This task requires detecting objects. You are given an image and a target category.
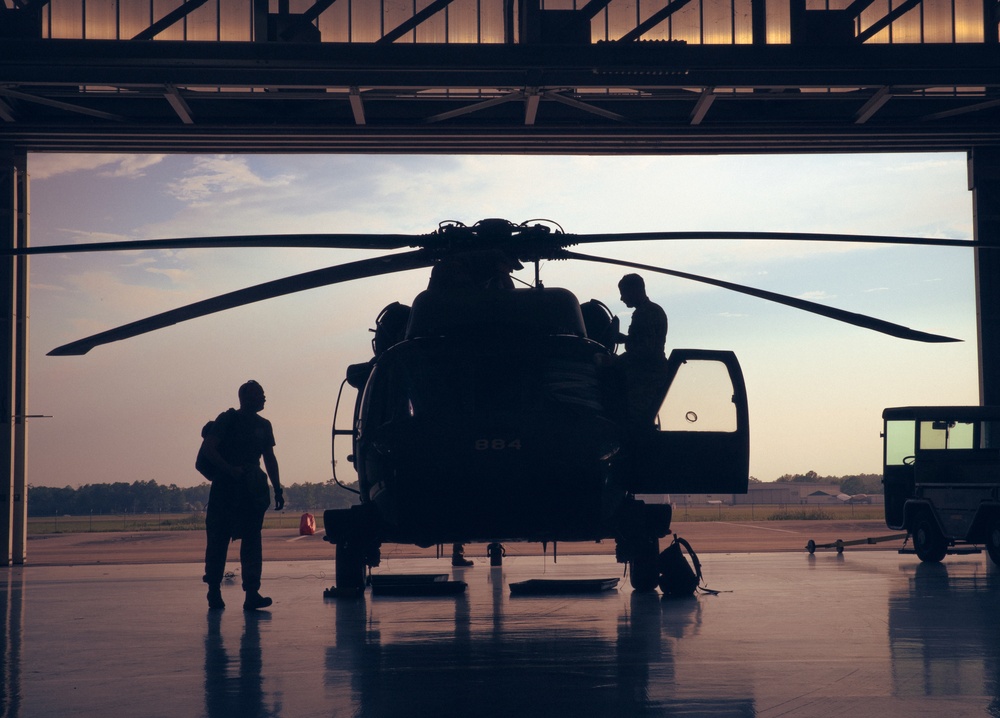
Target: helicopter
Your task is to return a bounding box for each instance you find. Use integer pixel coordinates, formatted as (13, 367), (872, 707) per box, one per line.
(22, 217), (967, 592)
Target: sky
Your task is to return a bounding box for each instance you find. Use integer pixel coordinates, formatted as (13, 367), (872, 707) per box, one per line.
(23, 152), (980, 490)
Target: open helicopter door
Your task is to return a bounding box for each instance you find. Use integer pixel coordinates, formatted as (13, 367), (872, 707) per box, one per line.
(622, 349), (750, 495)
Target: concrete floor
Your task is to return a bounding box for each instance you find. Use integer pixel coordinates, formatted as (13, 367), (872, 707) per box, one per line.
(2, 549), (999, 717)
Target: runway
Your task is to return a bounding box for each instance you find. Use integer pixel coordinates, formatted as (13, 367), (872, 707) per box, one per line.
(3, 547), (999, 717)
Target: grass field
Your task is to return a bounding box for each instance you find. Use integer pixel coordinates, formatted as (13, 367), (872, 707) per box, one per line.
(29, 512), (309, 534)
(28, 503), (885, 535)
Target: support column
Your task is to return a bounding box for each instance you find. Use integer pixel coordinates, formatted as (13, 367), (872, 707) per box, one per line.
(970, 147), (1000, 406)
(752, 0), (768, 44)
(0, 151), (16, 566)
(0, 147), (27, 567)
(12, 160), (27, 565)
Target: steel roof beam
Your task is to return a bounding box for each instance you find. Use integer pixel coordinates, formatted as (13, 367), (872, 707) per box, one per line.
(424, 91), (524, 123)
(524, 89), (540, 125)
(843, 0), (880, 19)
(579, 0), (616, 19)
(690, 87), (715, 125)
(132, 0), (212, 41)
(543, 91), (628, 122)
(618, 0), (696, 42)
(857, 0), (922, 42)
(378, 0), (460, 44)
(854, 85), (892, 124)
(6, 41), (999, 89)
(0, 99), (15, 123)
(299, 0), (340, 25)
(164, 84), (194, 124)
(0, 87), (125, 121)
(920, 97), (1000, 121)
(349, 87), (366, 125)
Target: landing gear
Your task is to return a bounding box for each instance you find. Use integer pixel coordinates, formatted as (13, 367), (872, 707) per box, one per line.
(615, 499), (670, 592)
(628, 537), (661, 592)
(323, 506), (381, 597)
(335, 540), (367, 592)
(487, 542), (506, 567)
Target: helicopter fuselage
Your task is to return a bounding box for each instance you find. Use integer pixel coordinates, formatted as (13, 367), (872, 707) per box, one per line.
(328, 286), (749, 552)
(355, 332), (623, 546)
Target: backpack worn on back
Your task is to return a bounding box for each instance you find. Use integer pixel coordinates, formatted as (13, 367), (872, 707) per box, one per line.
(195, 408), (237, 481)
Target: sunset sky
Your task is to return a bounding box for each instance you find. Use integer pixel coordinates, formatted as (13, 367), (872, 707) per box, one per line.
(24, 152), (979, 490)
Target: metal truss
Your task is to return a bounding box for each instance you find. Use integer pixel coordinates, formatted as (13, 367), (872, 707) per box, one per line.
(1, 35), (999, 154)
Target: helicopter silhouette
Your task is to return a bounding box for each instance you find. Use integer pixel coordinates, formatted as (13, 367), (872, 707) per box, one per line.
(21, 218), (966, 592)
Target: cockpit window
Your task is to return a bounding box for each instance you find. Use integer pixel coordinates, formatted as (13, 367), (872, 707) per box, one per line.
(657, 359), (737, 432)
(367, 342), (606, 424)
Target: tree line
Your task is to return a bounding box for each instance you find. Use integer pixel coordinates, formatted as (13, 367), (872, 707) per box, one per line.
(27, 479), (360, 517)
(29, 472), (883, 517)
(769, 470), (883, 496)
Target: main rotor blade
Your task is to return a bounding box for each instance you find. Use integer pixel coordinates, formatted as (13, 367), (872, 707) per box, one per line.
(49, 250), (435, 356)
(10, 233), (420, 256)
(562, 250), (961, 344)
(563, 230), (978, 249)
(12, 228), (979, 257)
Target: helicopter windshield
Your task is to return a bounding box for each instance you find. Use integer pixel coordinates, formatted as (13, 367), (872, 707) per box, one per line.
(362, 339), (607, 427)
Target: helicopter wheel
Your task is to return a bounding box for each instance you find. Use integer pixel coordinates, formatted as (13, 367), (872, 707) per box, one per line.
(335, 540), (367, 592)
(628, 537), (661, 592)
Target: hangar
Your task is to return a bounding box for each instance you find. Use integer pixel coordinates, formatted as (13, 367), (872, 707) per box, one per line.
(1, 0), (998, 563)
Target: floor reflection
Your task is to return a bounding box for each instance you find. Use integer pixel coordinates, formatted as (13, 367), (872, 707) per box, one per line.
(204, 610), (281, 718)
(9, 553), (1000, 717)
(1, 569), (23, 718)
(326, 572), (754, 717)
(889, 560), (1000, 709)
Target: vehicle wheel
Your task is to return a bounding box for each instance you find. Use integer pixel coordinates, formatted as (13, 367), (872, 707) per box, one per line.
(335, 540), (366, 590)
(912, 516), (947, 563)
(628, 537), (660, 592)
(986, 518), (1000, 567)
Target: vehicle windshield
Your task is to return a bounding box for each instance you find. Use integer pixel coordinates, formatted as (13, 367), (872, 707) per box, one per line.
(919, 420), (975, 450)
(885, 416), (1000, 466)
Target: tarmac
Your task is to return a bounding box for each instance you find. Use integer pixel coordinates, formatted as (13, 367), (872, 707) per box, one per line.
(4, 522), (1000, 717)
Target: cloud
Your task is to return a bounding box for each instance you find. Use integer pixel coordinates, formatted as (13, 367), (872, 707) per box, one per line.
(166, 156), (293, 204)
(797, 290), (834, 301)
(145, 267), (193, 283)
(29, 154), (165, 180)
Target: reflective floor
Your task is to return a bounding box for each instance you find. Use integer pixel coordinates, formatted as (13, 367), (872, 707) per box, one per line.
(3, 550), (1000, 717)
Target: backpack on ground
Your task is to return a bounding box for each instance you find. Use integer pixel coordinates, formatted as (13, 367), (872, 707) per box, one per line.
(657, 534), (702, 597)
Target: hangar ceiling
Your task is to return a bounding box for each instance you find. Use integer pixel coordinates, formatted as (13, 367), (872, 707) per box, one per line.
(1, 0), (999, 154)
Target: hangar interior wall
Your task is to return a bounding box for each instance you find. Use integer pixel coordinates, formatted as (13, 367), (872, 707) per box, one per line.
(36, 0), (989, 45)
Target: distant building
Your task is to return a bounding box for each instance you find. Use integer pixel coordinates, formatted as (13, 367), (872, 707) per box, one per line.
(655, 481), (883, 506)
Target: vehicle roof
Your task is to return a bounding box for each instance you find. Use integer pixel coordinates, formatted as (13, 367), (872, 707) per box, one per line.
(882, 406), (1000, 421)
